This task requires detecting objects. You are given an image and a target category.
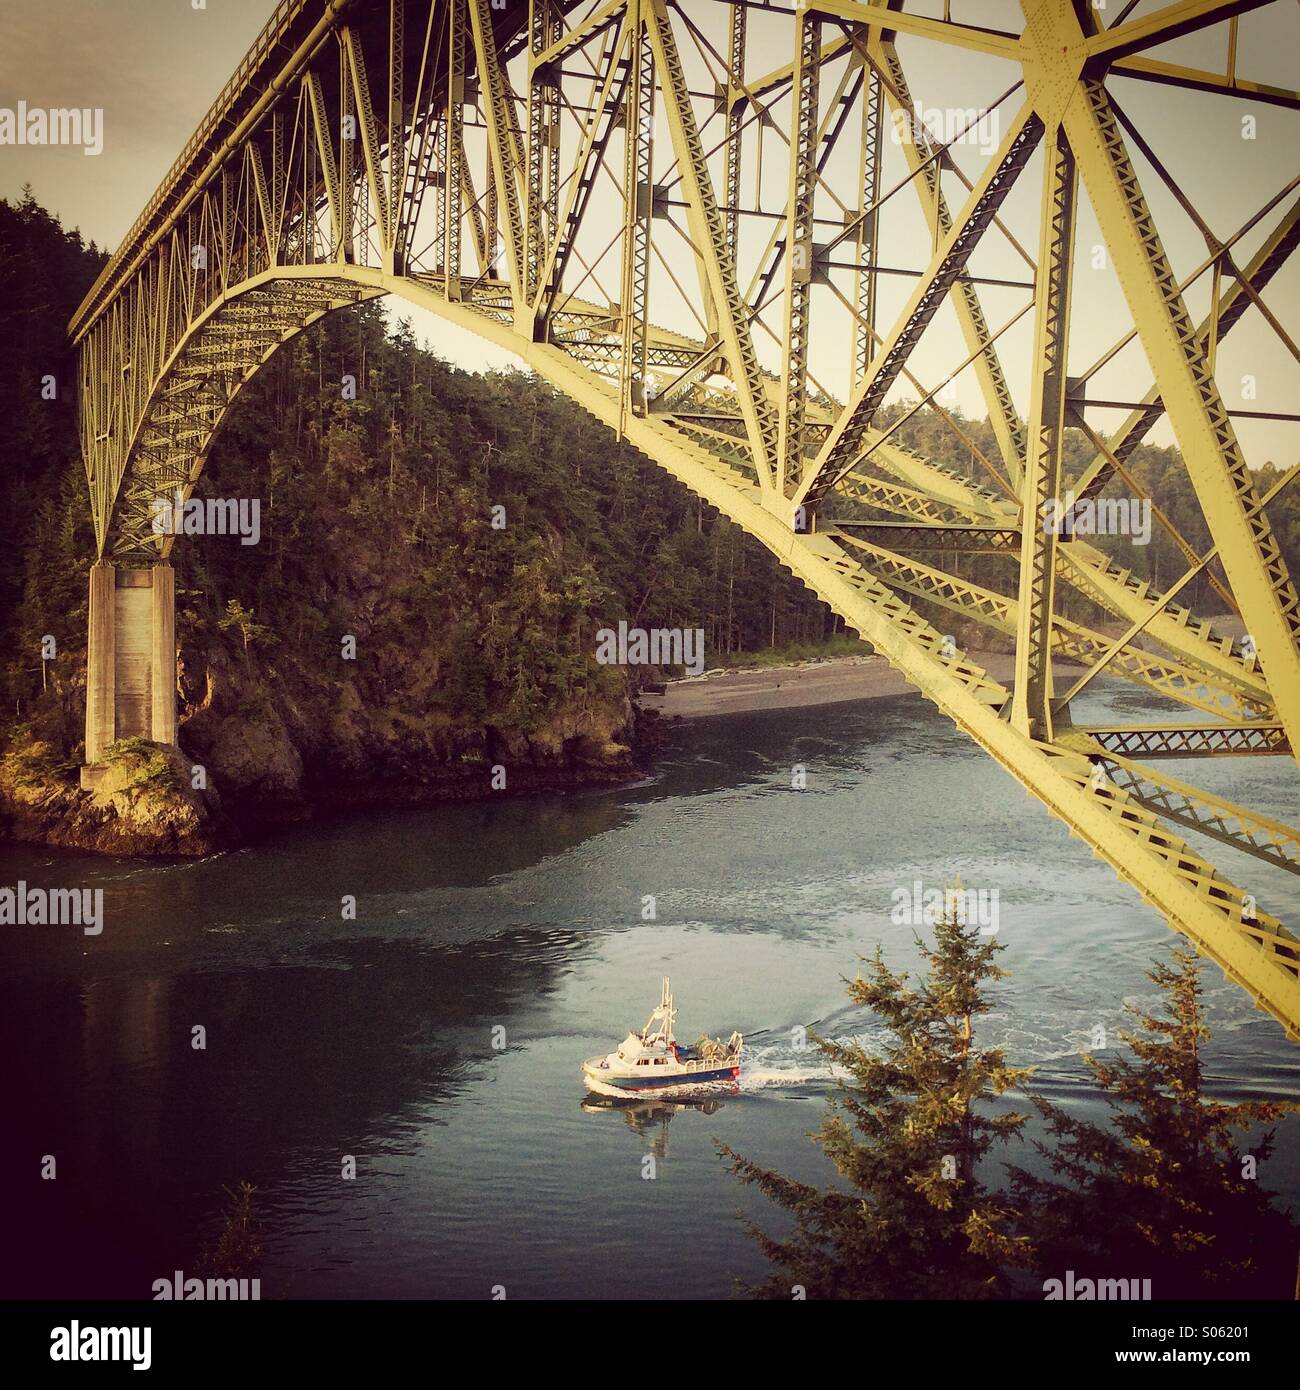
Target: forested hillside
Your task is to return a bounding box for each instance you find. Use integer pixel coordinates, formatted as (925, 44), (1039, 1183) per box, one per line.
(0, 189), (106, 710)
(0, 190), (845, 852)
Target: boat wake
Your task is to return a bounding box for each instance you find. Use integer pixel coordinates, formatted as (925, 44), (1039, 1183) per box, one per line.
(738, 1067), (829, 1092)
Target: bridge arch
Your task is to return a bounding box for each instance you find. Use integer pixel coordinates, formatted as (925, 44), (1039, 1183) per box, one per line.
(70, 0), (1300, 1035)
(110, 269), (385, 559)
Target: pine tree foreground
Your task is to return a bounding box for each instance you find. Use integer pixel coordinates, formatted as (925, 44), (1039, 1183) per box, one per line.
(721, 908), (1034, 1298)
(723, 925), (1299, 1300)
(1013, 947), (1300, 1301)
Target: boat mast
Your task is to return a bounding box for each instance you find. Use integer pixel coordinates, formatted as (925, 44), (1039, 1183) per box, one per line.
(642, 977), (677, 1045)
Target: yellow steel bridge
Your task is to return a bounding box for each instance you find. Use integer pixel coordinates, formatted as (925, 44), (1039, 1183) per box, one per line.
(69, 1), (1300, 1035)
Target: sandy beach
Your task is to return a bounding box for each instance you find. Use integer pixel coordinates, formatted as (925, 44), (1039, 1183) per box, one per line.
(637, 651), (1076, 719)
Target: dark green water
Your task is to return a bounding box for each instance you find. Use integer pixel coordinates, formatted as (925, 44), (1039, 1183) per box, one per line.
(3, 685), (1298, 1299)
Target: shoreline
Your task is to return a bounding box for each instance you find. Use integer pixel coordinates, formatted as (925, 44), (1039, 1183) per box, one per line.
(636, 651), (1078, 720)
(2, 653), (1078, 858)
(0, 742), (642, 862)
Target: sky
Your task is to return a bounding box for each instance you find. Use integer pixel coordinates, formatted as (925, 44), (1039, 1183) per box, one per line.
(2, 0), (1296, 466)
(0, 0), (519, 372)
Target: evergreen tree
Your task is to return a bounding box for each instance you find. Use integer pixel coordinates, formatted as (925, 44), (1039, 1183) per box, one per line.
(196, 1182), (263, 1282)
(721, 907), (1033, 1298)
(1012, 946), (1299, 1300)
(216, 598), (277, 656)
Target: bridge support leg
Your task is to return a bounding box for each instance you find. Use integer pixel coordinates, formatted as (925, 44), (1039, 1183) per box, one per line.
(150, 565), (177, 746)
(80, 562), (178, 788)
(83, 562), (116, 768)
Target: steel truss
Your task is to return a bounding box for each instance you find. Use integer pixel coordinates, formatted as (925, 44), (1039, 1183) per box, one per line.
(71, 0), (1300, 1037)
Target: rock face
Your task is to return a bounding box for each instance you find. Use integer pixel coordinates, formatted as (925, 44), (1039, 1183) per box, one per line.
(0, 740), (237, 858)
(169, 635), (638, 834)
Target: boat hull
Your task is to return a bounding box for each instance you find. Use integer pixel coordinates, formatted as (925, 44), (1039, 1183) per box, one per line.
(582, 1059), (740, 1093)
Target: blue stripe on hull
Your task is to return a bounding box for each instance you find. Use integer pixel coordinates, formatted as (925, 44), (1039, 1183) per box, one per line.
(588, 1067), (738, 1090)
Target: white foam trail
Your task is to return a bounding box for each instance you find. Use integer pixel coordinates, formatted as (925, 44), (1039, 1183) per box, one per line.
(739, 1068), (821, 1090)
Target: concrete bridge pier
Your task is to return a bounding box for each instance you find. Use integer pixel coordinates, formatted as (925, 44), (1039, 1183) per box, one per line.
(81, 562), (177, 787)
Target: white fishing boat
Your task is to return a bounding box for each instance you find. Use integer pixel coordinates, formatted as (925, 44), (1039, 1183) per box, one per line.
(582, 978), (743, 1096)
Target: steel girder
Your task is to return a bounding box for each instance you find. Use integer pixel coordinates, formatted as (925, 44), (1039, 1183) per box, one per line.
(71, 0), (1300, 1036)
(1011, 121), (1077, 742)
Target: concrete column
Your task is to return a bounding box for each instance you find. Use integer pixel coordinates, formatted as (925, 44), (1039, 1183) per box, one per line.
(82, 561), (178, 783)
(113, 571), (153, 740)
(84, 563), (116, 765)
(150, 564), (177, 746)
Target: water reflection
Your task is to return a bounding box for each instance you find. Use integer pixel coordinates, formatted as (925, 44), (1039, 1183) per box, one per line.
(0, 920), (588, 1297)
(581, 1090), (736, 1159)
